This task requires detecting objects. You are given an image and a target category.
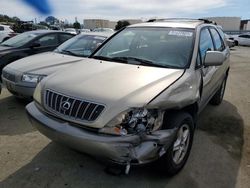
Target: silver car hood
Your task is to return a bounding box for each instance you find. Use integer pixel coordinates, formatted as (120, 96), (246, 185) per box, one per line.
(43, 59), (184, 128)
(6, 52), (84, 75)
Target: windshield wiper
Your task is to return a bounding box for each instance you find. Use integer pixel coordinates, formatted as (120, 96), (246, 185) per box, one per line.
(92, 55), (115, 61)
(60, 50), (80, 57)
(111, 56), (167, 68)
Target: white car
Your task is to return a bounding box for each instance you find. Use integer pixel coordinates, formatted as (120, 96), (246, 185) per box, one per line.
(231, 34), (250, 46)
(224, 34), (235, 48)
(0, 24), (15, 43)
(65, 28), (77, 35)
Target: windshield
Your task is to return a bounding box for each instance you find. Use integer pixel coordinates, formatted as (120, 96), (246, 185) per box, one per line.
(1, 32), (39, 47)
(93, 27), (194, 68)
(55, 34), (107, 57)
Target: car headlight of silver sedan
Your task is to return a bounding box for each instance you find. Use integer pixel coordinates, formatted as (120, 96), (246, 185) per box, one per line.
(99, 108), (163, 136)
(22, 74), (46, 83)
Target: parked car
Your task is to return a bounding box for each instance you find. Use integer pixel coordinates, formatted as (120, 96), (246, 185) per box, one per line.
(80, 29), (91, 33)
(225, 34), (235, 48)
(232, 34), (250, 46)
(0, 24), (16, 43)
(93, 28), (114, 32)
(2, 32), (112, 98)
(0, 30), (74, 76)
(26, 19), (230, 175)
(65, 28), (77, 35)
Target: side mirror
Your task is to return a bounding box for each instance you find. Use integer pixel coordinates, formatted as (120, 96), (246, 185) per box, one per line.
(204, 51), (225, 66)
(30, 42), (41, 48)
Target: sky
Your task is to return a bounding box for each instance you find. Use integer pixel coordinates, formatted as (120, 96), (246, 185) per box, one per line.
(0, 0), (249, 23)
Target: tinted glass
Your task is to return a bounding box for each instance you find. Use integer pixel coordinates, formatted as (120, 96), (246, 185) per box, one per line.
(60, 34), (73, 43)
(37, 34), (58, 46)
(239, 35), (250, 38)
(210, 28), (225, 51)
(93, 27), (195, 68)
(1, 32), (39, 47)
(199, 28), (214, 62)
(56, 34), (106, 57)
(0, 26), (4, 31)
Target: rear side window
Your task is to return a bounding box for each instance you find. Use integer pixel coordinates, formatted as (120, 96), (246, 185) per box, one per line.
(37, 34), (58, 46)
(210, 28), (225, 51)
(60, 34), (73, 43)
(199, 28), (214, 62)
(0, 26), (4, 31)
(239, 35), (250, 38)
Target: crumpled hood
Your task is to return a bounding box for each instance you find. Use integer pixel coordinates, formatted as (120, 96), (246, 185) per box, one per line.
(43, 58), (184, 128)
(6, 52), (84, 75)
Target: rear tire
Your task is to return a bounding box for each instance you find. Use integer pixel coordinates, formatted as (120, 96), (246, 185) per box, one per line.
(157, 112), (194, 176)
(209, 77), (227, 105)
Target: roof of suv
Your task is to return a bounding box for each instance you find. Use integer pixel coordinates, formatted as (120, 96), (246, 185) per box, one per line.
(128, 19), (215, 29)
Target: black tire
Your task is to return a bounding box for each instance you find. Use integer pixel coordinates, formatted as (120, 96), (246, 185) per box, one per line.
(156, 112), (194, 176)
(234, 40), (238, 46)
(209, 77), (227, 105)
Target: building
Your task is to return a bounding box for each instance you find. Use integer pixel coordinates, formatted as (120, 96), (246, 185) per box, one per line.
(83, 19), (109, 30)
(108, 21), (117, 29)
(204, 17), (241, 31)
(240, 20), (250, 30)
(83, 19), (143, 30)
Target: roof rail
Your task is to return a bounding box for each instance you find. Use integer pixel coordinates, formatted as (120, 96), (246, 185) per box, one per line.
(147, 18), (217, 25)
(198, 19), (217, 25)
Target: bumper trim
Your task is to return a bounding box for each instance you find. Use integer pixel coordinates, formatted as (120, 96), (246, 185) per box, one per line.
(26, 102), (176, 164)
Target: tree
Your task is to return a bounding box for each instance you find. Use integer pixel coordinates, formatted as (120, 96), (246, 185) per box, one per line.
(73, 21), (81, 29)
(45, 16), (58, 25)
(115, 20), (130, 30)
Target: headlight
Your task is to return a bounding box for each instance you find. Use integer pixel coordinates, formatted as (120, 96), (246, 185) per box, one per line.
(33, 82), (42, 104)
(99, 108), (159, 136)
(22, 74), (46, 83)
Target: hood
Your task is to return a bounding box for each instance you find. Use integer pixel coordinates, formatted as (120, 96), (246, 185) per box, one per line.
(43, 58), (184, 128)
(6, 52), (84, 75)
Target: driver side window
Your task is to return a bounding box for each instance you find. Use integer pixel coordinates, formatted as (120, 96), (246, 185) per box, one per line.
(199, 28), (214, 64)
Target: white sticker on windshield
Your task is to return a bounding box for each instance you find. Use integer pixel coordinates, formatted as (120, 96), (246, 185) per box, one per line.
(168, 31), (193, 37)
(94, 36), (106, 40)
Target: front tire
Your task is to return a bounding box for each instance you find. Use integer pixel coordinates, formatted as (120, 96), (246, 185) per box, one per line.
(157, 112), (194, 176)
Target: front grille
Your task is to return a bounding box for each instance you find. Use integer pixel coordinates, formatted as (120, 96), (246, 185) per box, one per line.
(2, 71), (15, 82)
(44, 90), (105, 122)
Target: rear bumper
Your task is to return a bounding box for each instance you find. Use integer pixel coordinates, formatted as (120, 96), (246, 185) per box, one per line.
(26, 102), (177, 164)
(2, 77), (35, 98)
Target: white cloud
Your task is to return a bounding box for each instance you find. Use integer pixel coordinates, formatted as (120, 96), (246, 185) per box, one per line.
(0, 0), (229, 21)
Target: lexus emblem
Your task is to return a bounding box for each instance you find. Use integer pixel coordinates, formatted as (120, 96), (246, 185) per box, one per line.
(60, 101), (71, 111)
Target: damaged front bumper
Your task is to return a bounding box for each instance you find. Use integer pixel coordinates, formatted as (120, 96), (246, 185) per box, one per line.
(26, 102), (177, 165)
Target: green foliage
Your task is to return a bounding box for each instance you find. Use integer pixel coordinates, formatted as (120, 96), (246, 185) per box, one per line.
(73, 21), (81, 29)
(0, 14), (20, 23)
(115, 20), (130, 30)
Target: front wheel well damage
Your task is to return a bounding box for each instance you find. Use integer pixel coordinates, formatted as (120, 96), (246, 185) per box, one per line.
(163, 103), (198, 129)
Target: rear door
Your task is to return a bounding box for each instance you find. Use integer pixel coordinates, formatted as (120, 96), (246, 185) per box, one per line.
(208, 27), (229, 92)
(238, 35), (250, 46)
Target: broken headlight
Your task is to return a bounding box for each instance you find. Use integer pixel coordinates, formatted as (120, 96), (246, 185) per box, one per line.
(99, 108), (160, 136)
